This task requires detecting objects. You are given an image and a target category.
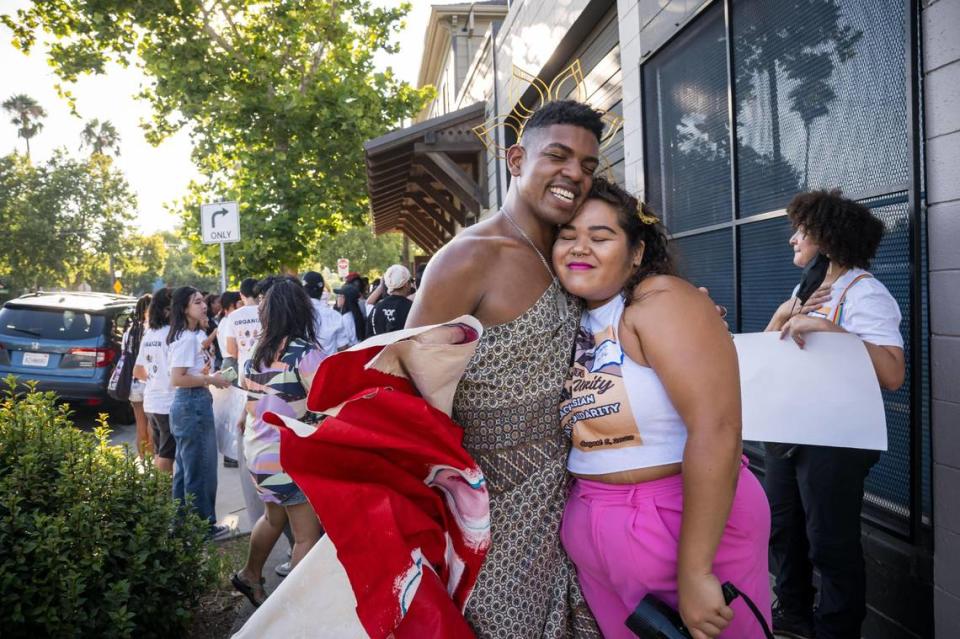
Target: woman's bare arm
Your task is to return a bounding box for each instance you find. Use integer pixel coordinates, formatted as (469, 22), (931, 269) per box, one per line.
(625, 276), (741, 638)
(170, 366), (230, 389)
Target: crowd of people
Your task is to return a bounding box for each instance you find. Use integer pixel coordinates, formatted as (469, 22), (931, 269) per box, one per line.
(116, 264), (423, 598)
(114, 98), (903, 639)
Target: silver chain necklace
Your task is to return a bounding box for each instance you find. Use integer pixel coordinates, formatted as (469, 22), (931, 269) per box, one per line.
(501, 208), (568, 321)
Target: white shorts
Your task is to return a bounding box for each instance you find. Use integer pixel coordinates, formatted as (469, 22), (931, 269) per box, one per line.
(129, 380), (145, 403)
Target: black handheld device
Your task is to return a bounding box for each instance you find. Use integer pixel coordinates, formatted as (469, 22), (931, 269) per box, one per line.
(625, 582), (775, 639)
(795, 252), (830, 305)
(625, 593), (694, 639)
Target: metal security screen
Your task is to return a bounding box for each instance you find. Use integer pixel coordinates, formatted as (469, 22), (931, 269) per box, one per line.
(641, 0), (928, 537)
(672, 230), (737, 330)
(733, 0), (910, 216)
(642, 3), (731, 233)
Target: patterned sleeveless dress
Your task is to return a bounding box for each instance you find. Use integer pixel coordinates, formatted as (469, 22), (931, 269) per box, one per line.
(452, 280), (600, 638)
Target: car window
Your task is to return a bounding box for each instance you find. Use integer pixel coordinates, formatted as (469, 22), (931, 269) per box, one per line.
(112, 308), (133, 344)
(0, 306), (106, 340)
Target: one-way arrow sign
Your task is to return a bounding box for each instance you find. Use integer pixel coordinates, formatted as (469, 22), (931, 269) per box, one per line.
(201, 201), (241, 244)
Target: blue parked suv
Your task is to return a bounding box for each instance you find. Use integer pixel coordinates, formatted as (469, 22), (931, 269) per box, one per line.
(0, 292), (137, 413)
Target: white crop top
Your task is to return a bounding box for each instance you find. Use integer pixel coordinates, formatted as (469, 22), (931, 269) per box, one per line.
(561, 295), (687, 475)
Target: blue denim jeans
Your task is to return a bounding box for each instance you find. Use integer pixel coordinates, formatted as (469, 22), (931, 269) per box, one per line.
(170, 387), (218, 527)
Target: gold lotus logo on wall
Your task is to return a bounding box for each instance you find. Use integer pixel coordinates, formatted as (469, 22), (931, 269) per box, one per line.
(471, 60), (624, 176)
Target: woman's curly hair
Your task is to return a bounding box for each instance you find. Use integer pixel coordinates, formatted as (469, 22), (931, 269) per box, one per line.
(787, 189), (884, 270)
(587, 176), (675, 303)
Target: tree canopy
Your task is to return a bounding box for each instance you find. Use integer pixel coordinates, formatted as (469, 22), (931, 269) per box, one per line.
(0, 151), (135, 291)
(307, 221), (412, 280)
(3, 1), (433, 275)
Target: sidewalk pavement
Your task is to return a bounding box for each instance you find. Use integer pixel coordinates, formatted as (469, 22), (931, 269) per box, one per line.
(107, 420), (258, 535)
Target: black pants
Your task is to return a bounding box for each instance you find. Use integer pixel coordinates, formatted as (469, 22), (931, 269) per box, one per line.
(764, 445), (879, 639)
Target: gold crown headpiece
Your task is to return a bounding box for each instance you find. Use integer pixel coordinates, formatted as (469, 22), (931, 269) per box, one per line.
(471, 60), (624, 177)
(636, 200), (660, 226)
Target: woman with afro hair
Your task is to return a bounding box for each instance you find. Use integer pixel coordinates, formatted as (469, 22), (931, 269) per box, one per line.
(764, 189), (905, 639)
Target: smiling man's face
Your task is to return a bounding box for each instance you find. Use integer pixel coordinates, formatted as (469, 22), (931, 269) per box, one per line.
(509, 124), (600, 226)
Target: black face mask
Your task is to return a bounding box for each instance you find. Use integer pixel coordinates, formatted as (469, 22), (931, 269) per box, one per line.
(796, 252), (830, 304)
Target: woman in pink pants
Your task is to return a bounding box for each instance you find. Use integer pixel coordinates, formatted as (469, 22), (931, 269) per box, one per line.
(554, 177), (771, 639)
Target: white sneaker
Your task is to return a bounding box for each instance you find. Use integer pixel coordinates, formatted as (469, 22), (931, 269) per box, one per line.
(275, 561), (292, 578)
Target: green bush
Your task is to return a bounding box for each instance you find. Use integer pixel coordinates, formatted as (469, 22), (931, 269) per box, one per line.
(0, 381), (217, 638)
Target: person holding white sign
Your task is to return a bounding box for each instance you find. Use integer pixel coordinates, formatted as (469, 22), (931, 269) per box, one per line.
(763, 190), (905, 639)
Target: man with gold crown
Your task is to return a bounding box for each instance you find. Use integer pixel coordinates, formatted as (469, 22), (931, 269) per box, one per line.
(408, 98), (605, 638)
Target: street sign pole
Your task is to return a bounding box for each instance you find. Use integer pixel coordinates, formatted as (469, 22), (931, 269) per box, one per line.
(219, 242), (228, 293)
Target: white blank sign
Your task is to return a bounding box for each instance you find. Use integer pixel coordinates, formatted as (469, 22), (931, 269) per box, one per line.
(734, 331), (887, 451)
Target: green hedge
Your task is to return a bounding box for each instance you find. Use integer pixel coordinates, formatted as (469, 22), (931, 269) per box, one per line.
(0, 381), (217, 638)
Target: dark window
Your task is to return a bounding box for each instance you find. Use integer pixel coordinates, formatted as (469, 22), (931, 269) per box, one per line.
(0, 307), (105, 341)
(672, 230), (737, 330)
(642, 2), (731, 232)
(863, 197), (912, 520)
(738, 217), (796, 333)
(733, 0), (908, 216)
(112, 308), (133, 345)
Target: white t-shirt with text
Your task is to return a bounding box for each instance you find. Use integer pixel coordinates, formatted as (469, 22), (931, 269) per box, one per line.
(135, 325), (176, 414)
(797, 267), (904, 348)
(220, 304), (262, 374)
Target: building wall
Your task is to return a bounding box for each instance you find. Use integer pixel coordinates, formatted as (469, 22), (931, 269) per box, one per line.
(421, 12), (506, 121)
(622, 1), (938, 636)
(428, 2), (951, 633)
(924, 0), (960, 635)
(616, 0), (641, 193)
(453, 26), (501, 212)
(493, 0), (593, 94)
(453, 29), (488, 92)
(491, 0), (595, 198)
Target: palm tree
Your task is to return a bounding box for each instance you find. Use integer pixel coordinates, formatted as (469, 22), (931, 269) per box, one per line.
(80, 118), (121, 157)
(2, 93), (47, 158)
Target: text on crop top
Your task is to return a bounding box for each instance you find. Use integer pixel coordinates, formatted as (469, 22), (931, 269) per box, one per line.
(560, 295), (688, 475)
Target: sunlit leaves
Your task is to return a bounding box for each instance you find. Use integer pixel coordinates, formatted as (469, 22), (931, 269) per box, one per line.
(4, 0), (432, 275)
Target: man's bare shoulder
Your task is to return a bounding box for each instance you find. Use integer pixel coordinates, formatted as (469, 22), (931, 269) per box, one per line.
(409, 221), (511, 326)
(428, 221), (509, 280)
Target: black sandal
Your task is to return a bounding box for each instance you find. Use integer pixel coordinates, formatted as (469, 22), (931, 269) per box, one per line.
(231, 572), (266, 607)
